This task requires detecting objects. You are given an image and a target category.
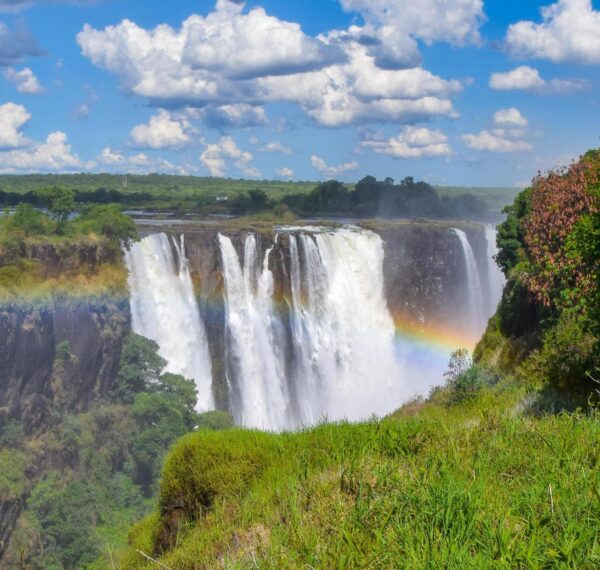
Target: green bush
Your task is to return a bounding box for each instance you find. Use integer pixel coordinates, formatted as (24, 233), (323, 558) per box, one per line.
(196, 410), (234, 431)
(521, 310), (599, 394)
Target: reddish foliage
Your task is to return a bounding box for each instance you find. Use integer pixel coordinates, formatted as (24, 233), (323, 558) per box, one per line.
(522, 150), (599, 309)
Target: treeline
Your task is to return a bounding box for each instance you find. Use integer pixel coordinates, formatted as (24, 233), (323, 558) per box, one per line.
(280, 176), (488, 219)
(0, 176), (490, 220)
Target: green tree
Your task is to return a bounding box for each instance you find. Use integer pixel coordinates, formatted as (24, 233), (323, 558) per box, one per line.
(115, 334), (166, 403)
(35, 186), (76, 233)
(73, 203), (138, 243)
(7, 203), (48, 236)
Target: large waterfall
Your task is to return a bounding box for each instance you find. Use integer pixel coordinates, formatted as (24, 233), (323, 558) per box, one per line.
(124, 224), (505, 431)
(124, 233), (214, 412)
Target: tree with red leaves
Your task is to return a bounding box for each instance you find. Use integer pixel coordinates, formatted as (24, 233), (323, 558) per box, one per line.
(522, 150), (599, 311)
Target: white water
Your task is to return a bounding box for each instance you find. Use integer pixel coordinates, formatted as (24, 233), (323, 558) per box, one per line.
(218, 234), (290, 430)
(221, 228), (406, 429)
(123, 225), (505, 431)
(485, 224), (506, 315)
(124, 233), (214, 412)
(451, 228), (486, 341)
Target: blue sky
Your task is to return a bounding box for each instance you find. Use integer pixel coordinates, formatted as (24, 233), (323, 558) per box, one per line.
(0, 0), (598, 186)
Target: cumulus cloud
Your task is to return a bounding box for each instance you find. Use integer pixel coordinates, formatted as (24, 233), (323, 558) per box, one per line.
(489, 65), (587, 94)
(258, 141), (292, 154)
(360, 126), (452, 158)
(462, 109), (532, 153)
(340, 0), (485, 48)
(506, 0), (600, 64)
(0, 102), (30, 148)
(311, 155), (358, 178)
(200, 136), (259, 178)
(0, 131), (85, 172)
(181, 2), (342, 79)
(76, 2), (462, 127)
(0, 21), (43, 66)
(130, 110), (192, 149)
(276, 166), (294, 179)
(494, 108), (528, 127)
(3, 66), (43, 93)
(97, 146), (194, 174)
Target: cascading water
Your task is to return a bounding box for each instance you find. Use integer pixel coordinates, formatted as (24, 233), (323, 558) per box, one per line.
(218, 234), (290, 431)
(485, 224), (506, 315)
(451, 228), (486, 341)
(124, 233), (214, 412)
(220, 228), (406, 429)
(124, 224), (505, 431)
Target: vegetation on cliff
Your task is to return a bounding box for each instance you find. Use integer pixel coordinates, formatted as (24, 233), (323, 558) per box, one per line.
(0, 333), (232, 568)
(476, 148), (600, 399)
(0, 187), (137, 301)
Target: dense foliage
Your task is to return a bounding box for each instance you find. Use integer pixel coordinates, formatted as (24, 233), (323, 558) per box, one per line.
(484, 148), (600, 396)
(0, 333), (232, 568)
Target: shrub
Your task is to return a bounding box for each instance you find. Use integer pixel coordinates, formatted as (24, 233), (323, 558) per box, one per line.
(196, 410), (234, 431)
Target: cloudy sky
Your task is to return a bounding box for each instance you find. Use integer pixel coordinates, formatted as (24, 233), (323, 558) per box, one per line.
(0, 0), (598, 185)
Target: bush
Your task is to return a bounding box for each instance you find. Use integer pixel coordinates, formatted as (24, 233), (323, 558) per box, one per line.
(521, 310), (599, 394)
(73, 203), (138, 243)
(196, 410), (234, 431)
(447, 365), (499, 405)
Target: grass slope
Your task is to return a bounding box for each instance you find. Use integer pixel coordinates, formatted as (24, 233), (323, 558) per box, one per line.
(120, 383), (600, 569)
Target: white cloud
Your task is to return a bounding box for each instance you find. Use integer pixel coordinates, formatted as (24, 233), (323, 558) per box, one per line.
(462, 109), (533, 153)
(99, 146), (125, 165)
(3, 66), (43, 93)
(0, 131), (85, 172)
(276, 166), (294, 179)
(462, 131), (532, 152)
(506, 0), (600, 64)
(494, 108), (528, 128)
(181, 2), (341, 79)
(340, 0), (485, 47)
(0, 102), (31, 148)
(258, 141), (292, 154)
(130, 110), (192, 149)
(489, 65), (587, 94)
(77, 3), (462, 127)
(311, 155), (358, 178)
(360, 126), (452, 158)
(200, 135), (259, 178)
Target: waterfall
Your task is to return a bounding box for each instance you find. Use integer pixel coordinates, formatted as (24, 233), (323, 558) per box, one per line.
(218, 234), (290, 431)
(219, 228), (405, 429)
(485, 224), (506, 315)
(123, 233), (214, 412)
(451, 228), (486, 341)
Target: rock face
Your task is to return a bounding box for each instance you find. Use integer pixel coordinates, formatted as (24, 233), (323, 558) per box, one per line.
(0, 299), (130, 431)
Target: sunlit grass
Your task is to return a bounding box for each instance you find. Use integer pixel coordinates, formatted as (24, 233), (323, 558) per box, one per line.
(118, 383), (600, 569)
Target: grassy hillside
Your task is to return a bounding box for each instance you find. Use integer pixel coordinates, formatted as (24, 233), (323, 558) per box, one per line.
(118, 381), (600, 569)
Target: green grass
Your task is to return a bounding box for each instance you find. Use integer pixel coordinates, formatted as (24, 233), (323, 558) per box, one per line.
(119, 383), (600, 569)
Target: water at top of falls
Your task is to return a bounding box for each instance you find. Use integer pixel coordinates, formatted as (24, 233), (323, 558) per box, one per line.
(485, 224), (506, 315)
(123, 233), (214, 412)
(451, 228), (486, 342)
(218, 233), (290, 431)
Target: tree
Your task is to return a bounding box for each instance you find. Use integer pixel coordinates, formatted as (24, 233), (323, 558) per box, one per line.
(115, 334), (166, 402)
(35, 186), (75, 233)
(7, 203), (48, 236)
(522, 150), (599, 310)
(73, 203), (138, 242)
